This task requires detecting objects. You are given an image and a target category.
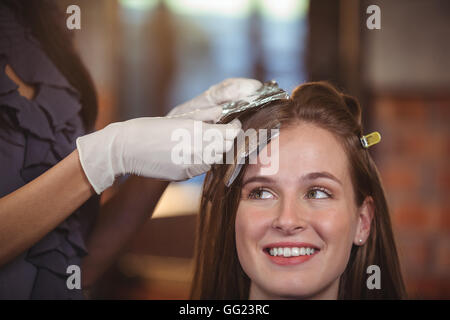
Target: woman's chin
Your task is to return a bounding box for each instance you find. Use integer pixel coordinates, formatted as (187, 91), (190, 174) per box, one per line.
(251, 280), (321, 300)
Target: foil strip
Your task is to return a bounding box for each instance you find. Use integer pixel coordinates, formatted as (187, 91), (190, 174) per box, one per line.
(219, 80), (289, 122)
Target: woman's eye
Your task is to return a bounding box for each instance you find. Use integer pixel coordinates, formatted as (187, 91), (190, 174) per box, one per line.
(306, 188), (331, 199)
(248, 188), (274, 200)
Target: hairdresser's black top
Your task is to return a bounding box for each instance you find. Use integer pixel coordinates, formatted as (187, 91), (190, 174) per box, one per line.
(0, 5), (99, 299)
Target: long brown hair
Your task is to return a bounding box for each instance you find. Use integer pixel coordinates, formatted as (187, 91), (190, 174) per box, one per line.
(2, 0), (98, 131)
(191, 81), (406, 299)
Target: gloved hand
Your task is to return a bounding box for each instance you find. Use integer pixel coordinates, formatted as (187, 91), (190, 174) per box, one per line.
(76, 78), (261, 194)
(77, 114), (241, 194)
(167, 78), (263, 121)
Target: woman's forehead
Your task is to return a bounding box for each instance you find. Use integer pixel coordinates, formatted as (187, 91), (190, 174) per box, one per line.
(244, 123), (350, 185)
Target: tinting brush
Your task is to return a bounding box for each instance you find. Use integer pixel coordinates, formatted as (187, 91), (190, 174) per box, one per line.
(224, 122), (281, 187)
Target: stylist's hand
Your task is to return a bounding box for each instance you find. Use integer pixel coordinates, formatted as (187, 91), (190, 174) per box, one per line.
(77, 115), (241, 194)
(167, 78), (263, 122)
(76, 78), (262, 194)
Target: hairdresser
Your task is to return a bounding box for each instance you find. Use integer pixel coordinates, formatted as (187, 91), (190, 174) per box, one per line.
(0, 1), (262, 299)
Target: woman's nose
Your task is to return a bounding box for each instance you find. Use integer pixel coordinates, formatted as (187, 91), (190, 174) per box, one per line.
(271, 196), (307, 234)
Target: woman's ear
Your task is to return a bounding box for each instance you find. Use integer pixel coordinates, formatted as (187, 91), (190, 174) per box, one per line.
(353, 196), (374, 246)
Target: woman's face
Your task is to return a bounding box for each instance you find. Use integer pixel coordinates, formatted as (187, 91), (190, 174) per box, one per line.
(235, 122), (372, 299)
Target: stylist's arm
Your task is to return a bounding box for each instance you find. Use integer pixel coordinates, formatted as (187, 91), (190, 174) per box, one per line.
(0, 78), (262, 286)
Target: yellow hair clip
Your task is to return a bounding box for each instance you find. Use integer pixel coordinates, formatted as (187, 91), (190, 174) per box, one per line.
(360, 131), (381, 149)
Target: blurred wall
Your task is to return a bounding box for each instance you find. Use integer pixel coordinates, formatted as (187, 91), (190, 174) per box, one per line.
(361, 0), (450, 299)
(309, 0), (450, 299)
(364, 0), (450, 91)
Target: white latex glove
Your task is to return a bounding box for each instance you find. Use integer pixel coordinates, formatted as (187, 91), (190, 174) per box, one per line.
(167, 78), (263, 122)
(77, 78), (261, 194)
(76, 111), (241, 194)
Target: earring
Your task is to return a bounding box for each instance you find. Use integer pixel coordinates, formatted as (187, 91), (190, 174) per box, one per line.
(359, 239), (363, 244)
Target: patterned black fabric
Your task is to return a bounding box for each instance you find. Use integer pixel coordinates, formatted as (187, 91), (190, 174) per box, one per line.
(0, 4), (99, 299)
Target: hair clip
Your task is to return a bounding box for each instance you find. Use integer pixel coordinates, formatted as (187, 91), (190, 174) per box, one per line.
(360, 131), (381, 149)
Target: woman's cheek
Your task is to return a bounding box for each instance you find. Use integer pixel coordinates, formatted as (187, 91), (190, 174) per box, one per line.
(313, 205), (356, 277)
(235, 202), (274, 249)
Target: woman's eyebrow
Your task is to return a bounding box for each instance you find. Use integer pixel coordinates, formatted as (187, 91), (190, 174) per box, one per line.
(300, 171), (343, 186)
(242, 171), (343, 187)
(242, 176), (276, 186)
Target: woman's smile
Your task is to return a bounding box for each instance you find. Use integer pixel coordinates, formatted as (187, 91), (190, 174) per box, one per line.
(263, 242), (321, 266)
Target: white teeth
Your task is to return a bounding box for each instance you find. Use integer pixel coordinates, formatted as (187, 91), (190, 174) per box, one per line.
(268, 247), (317, 257)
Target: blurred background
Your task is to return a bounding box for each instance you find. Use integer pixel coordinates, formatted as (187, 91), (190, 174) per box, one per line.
(61, 0), (449, 299)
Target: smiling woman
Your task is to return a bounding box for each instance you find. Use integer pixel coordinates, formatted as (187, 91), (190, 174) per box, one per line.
(191, 81), (406, 299)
